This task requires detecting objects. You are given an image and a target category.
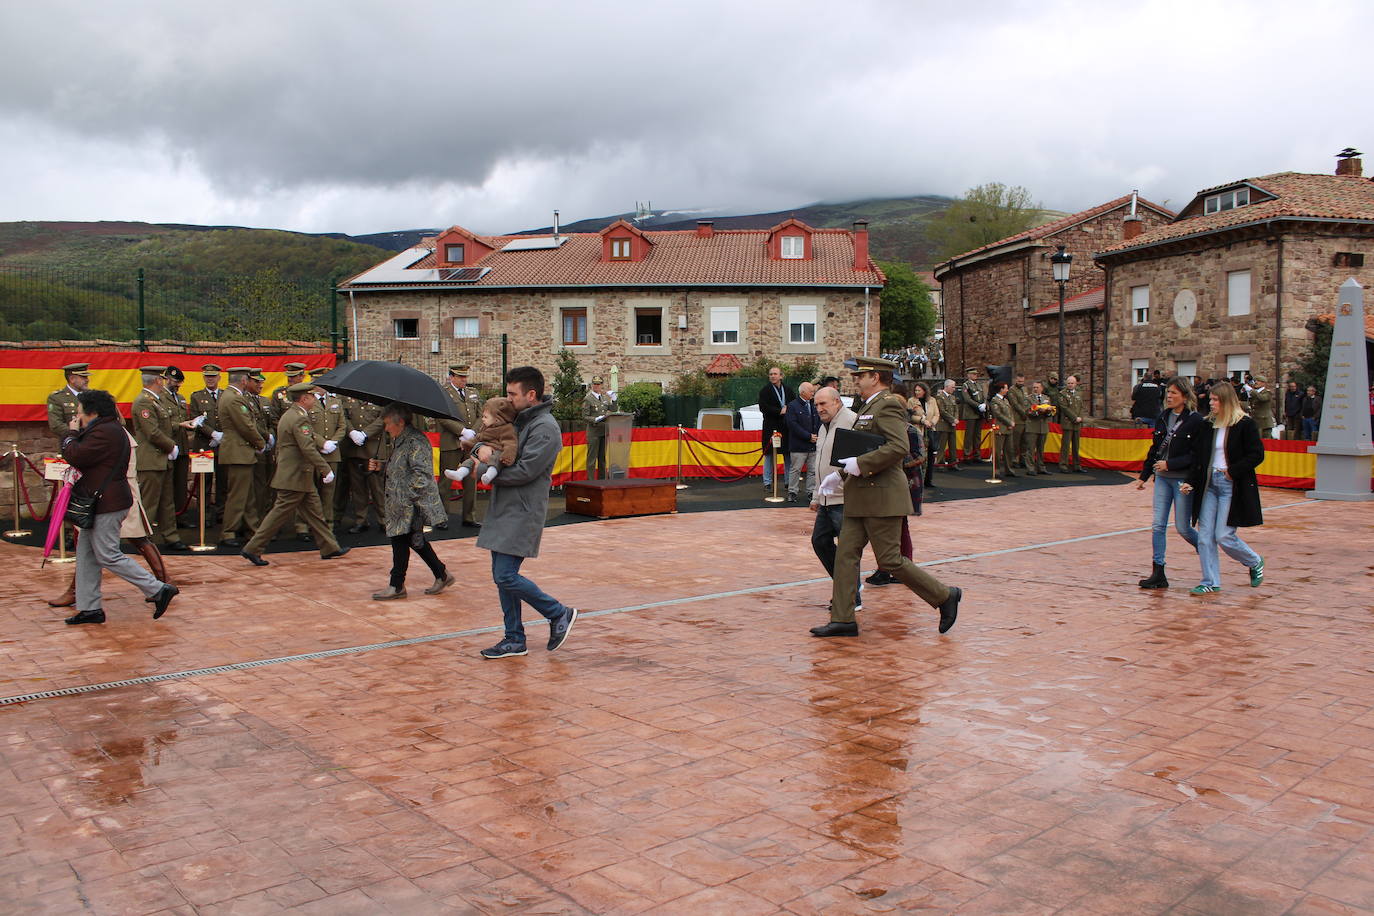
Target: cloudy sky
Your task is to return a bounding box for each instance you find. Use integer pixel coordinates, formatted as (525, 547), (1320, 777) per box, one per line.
(1, 0), (1369, 236)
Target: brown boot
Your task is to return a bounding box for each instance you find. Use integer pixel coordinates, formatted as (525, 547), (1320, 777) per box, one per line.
(134, 538), (172, 586)
(47, 571), (76, 608)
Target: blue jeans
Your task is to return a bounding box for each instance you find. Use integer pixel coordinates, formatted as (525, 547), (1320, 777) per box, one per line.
(762, 447), (790, 487)
(1150, 476), (1198, 566)
(1196, 469), (1261, 588)
(1301, 417), (1319, 439)
(491, 551), (569, 644)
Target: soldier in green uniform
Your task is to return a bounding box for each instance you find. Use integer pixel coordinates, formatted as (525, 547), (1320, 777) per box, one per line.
(958, 366), (988, 463)
(189, 364), (227, 518)
(933, 379), (960, 469)
(343, 397), (390, 532)
(582, 375), (616, 480)
(1007, 373), (1030, 469)
(1057, 374), (1086, 472)
(811, 355), (962, 638)
(270, 363), (307, 423)
(1247, 375), (1276, 438)
(436, 364), (482, 525)
(216, 368), (265, 547)
(988, 380), (1019, 477)
(240, 384), (351, 566)
(1023, 381), (1052, 474)
(131, 367), (188, 551)
(47, 363), (90, 439)
(247, 369), (276, 521)
(307, 368), (346, 528)
(164, 366), (194, 527)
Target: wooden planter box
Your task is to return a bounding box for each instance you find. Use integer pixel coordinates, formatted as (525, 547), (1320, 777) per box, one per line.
(564, 479), (677, 519)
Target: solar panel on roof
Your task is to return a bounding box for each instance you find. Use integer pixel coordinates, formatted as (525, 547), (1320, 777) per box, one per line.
(500, 236), (568, 252)
(438, 267), (489, 282)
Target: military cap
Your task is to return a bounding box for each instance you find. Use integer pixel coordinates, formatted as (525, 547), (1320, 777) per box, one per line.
(591, 375), (605, 384)
(449, 364), (470, 374)
(284, 362), (307, 374)
(226, 366), (253, 375)
(61, 362), (91, 376)
(139, 365), (168, 376)
(309, 366), (331, 378)
(201, 363), (223, 375)
(842, 355), (899, 373)
(166, 366), (186, 381)
(286, 381), (316, 396)
(1249, 373), (1266, 384)
(964, 366), (981, 374)
(250, 368), (267, 381)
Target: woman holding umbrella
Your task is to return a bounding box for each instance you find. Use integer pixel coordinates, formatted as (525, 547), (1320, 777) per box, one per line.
(371, 403), (452, 600)
(58, 389), (178, 624)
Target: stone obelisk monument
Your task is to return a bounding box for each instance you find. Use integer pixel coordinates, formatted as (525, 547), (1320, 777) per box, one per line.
(1308, 278), (1373, 501)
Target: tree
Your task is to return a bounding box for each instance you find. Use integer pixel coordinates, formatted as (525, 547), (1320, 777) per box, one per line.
(550, 348), (585, 429)
(1292, 320), (1333, 392)
(929, 182), (1041, 262)
(876, 261), (937, 350)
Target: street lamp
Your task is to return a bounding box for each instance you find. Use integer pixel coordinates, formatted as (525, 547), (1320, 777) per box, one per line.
(1051, 244), (1073, 387)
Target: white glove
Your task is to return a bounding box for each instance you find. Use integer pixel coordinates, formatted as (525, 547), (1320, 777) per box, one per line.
(459, 427), (476, 443)
(594, 415), (605, 424)
(840, 457), (860, 476)
(209, 431), (223, 446)
(321, 440), (338, 455)
(818, 471), (843, 498)
(322, 471), (335, 484)
(192, 414), (206, 428)
(168, 445), (179, 461)
(349, 430), (366, 446)
(443, 468), (463, 481)
(978, 404), (987, 414)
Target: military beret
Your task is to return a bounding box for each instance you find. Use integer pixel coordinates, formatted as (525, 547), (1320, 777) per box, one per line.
(591, 375), (605, 384)
(139, 365), (168, 376)
(843, 355), (899, 373)
(62, 362), (91, 376)
(284, 363), (307, 374)
(287, 381), (316, 396)
(166, 366), (185, 381)
(201, 363), (223, 375)
(449, 364), (470, 374)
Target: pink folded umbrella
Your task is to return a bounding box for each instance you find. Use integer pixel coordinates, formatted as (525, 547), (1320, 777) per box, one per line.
(42, 478), (75, 566)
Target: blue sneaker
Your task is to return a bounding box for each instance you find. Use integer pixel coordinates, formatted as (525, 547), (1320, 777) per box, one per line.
(1249, 557), (1264, 587)
(548, 608), (579, 652)
(480, 639), (527, 659)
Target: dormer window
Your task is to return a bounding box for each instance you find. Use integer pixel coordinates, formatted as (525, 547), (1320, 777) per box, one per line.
(1204, 187), (1250, 215)
(445, 243), (465, 264)
(610, 238), (632, 260)
(780, 236), (805, 259)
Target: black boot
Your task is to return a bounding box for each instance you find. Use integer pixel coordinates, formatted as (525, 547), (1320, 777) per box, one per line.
(1138, 563), (1169, 589)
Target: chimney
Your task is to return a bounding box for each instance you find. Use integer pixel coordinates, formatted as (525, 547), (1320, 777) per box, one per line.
(852, 220), (870, 271)
(553, 210), (560, 239)
(1122, 189), (1143, 241)
(1336, 148), (1363, 177)
(696, 219), (714, 238)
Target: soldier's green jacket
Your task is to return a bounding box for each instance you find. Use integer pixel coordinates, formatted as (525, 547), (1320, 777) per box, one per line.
(189, 387), (222, 448)
(272, 405), (331, 492)
(434, 382), (476, 450)
(582, 390), (615, 429)
(1007, 384), (1030, 424)
(309, 394), (348, 466)
(131, 389), (176, 472)
(47, 387), (79, 439)
(933, 390), (959, 432)
(989, 394), (1017, 432)
(1024, 393), (1051, 435)
(217, 386), (265, 464)
(167, 390), (191, 451)
(958, 378), (987, 421)
(1057, 387), (1085, 428)
(1249, 387), (1276, 429)
(841, 390), (917, 517)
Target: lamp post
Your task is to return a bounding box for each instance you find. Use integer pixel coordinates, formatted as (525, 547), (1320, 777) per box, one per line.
(1051, 244), (1073, 387)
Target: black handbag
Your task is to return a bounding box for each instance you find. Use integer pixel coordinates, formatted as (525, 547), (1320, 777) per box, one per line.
(65, 432), (128, 530)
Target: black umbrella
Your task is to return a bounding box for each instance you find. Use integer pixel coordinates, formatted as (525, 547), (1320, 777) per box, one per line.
(316, 360), (459, 420)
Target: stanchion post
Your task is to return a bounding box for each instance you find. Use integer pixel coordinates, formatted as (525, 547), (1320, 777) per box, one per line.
(765, 432), (785, 503)
(985, 424), (1003, 484)
(5, 447), (30, 538)
(675, 426), (689, 490)
(191, 453), (216, 551)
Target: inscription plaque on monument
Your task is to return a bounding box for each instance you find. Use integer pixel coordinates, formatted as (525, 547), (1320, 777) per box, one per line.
(1308, 278), (1374, 501)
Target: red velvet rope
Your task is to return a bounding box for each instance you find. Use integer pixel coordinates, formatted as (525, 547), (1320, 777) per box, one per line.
(12, 452), (56, 523)
(679, 428), (766, 456)
(681, 435), (763, 482)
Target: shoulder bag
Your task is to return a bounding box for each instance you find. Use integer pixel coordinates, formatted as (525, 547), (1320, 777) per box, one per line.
(65, 432), (129, 530)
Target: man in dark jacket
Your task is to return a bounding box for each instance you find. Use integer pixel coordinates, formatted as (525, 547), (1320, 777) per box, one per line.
(476, 366), (579, 659)
(1283, 380), (1303, 440)
(59, 389), (178, 625)
(1131, 372), (1164, 425)
(784, 382), (820, 502)
(758, 366), (795, 492)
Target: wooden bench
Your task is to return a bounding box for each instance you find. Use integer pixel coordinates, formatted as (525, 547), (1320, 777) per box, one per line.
(564, 478), (678, 519)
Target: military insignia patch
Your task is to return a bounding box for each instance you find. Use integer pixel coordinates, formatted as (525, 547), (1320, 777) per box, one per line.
(140, 409), (150, 419)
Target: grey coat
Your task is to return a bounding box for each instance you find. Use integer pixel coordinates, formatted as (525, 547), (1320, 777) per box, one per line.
(383, 425), (447, 538)
(476, 396), (561, 558)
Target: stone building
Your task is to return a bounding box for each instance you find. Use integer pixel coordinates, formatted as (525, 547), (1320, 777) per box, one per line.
(338, 218), (884, 386)
(1094, 157), (1374, 417)
(933, 195), (1174, 412)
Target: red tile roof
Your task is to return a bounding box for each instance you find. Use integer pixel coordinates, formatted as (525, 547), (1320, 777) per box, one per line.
(342, 224), (884, 290)
(1314, 311), (1374, 342)
(937, 195), (1174, 269)
(1028, 285), (1104, 318)
(1098, 172), (1374, 255)
(704, 354), (744, 375)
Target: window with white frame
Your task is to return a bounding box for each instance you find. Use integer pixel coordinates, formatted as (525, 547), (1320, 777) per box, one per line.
(1131, 358), (1150, 384)
(610, 238), (631, 260)
(780, 236), (804, 259)
(394, 318), (418, 339)
(1204, 187), (1250, 214)
(445, 243), (465, 264)
(1226, 270), (1251, 316)
(452, 317), (479, 338)
(710, 306), (739, 344)
(1176, 359), (1197, 380)
(788, 304), (817, 344)
(1225, 354), (1250, 381)
(1131, 285), (1150, 325)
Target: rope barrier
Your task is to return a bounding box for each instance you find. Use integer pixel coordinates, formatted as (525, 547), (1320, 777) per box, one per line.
(679, 429), (765, 456)
(11, 450), (56, 523)
(681, 436), (762, 482)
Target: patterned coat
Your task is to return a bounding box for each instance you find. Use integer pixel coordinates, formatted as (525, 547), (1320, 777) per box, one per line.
(383, 425), (446, 538)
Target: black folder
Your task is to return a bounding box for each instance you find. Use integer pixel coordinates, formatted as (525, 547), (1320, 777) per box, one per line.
(830, 427), (886, 466)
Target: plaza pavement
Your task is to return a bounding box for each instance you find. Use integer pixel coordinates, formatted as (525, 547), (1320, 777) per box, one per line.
(1, 475), (1372, 914)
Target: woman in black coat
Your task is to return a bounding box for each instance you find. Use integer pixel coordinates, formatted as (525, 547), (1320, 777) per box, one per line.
(1134, 377), (1204, 589)
(1180, 381), (1265, 595)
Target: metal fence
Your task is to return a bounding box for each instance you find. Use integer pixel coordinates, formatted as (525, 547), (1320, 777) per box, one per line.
(0, 266), (341, 352)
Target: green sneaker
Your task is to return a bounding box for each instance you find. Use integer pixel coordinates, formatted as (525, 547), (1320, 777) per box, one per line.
(1249, 557), (1264, 587)
(1189, 585), (1221, 595)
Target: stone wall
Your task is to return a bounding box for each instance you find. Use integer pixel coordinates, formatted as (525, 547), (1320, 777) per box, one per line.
(346, 287), (877, 385)
(0, 421), (61, 523)
(1103, 232), (1374, 417)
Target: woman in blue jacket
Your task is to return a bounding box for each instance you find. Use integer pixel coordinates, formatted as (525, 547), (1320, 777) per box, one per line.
(1135, 377), (1205, 589)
